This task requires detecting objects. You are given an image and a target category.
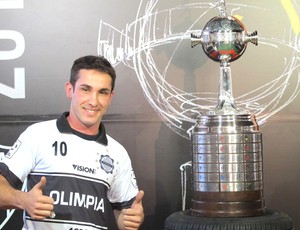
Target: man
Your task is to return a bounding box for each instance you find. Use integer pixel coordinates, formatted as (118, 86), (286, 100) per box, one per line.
(0, 55), (144, 229)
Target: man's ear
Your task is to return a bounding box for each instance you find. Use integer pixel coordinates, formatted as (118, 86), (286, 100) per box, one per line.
(108, 91), (115, 105)
(65, 82), (73, 99)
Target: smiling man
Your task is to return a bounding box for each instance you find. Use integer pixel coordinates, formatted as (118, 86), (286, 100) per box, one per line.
(0, 55), (144, 230)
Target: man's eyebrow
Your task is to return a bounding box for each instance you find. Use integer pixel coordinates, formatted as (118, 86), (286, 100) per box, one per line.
(79, 84), (92, 88)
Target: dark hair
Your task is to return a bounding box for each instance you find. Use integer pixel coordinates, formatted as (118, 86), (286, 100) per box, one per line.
(70, 55), (116, 91)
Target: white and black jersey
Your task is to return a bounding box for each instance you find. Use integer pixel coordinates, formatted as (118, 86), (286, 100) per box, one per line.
(0, 112), (139, 230)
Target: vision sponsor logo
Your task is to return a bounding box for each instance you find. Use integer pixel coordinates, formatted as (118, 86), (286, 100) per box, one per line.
(50, 191), (105, 212)
(72, 164), (96, 174)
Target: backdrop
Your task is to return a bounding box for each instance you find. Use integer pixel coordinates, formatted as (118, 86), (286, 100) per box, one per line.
(0, 0), (299, 229)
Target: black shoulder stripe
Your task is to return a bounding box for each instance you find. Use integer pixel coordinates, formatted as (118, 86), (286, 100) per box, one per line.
(111, 196), (136, 210)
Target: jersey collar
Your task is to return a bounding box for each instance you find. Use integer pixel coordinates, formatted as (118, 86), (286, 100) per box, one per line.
(56, 112), (108, 145)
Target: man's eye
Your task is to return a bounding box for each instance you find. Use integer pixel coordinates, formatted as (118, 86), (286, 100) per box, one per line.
(100, 90), (111, 95)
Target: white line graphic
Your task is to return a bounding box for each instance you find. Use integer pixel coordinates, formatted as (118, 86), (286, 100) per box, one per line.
(98, 0), (300, 138)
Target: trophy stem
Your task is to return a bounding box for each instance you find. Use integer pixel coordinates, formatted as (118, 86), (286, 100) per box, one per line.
(209, 61), (238, 115)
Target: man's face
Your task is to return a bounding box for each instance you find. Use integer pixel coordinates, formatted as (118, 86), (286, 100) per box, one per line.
(65, 69), (114, 134)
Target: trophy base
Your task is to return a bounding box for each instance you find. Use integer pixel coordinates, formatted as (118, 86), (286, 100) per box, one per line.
(191, 113), (264, 217)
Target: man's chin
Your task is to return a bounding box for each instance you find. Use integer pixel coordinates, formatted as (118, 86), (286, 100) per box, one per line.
(83, 117), (101, 128)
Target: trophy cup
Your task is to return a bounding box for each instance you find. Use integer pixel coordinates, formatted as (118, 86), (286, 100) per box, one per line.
(189, 2), (263, 217)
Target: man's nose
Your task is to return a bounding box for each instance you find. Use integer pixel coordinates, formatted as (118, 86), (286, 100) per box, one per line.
(88, 93), (98, 106)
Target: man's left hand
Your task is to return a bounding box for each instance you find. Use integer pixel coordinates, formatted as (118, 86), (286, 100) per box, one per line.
(122, 190), (144, 230)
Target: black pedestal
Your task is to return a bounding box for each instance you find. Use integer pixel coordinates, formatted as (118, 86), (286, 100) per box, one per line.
(164, 209), (294, 230)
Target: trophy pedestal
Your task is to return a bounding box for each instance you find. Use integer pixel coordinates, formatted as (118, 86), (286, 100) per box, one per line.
(164, 210), (294, 230)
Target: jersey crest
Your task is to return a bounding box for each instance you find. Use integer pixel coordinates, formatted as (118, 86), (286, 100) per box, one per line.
(99, 155), (114, 174)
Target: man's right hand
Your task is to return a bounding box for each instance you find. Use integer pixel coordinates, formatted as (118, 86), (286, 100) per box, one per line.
(23, 176), (54, 219)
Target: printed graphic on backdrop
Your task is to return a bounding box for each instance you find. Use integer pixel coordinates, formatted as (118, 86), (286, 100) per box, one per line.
(97, 0), (300, 138)
(0, 0), (25, 99)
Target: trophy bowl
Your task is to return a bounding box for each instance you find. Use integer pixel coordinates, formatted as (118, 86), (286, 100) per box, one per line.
(191, 16), (257, 63)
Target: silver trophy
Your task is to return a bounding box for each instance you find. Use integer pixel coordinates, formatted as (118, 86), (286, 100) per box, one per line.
(190, 1), (263, 217)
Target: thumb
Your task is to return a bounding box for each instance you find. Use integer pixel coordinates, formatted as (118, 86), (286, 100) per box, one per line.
(131, 190), (144, 208)
(34, 176), (47, 191)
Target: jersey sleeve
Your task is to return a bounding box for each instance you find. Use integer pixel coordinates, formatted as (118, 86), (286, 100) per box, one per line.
(0, 125), (38, 185)
(107, 138), (139, 209)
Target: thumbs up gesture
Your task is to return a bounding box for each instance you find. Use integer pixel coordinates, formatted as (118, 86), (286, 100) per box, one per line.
(122, 190), (145, 229)
(23, 176), (54, 219)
